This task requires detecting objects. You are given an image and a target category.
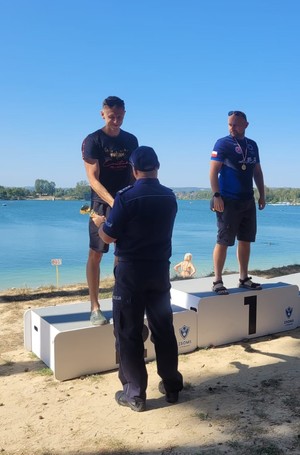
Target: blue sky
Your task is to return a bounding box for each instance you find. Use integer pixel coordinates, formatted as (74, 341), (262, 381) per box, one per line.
(1, 0), (299, 189)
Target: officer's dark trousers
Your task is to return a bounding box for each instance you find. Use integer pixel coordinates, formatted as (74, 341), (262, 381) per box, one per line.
(112, 260), (183, 401)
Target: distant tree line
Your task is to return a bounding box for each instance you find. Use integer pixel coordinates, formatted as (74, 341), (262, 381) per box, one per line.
(174, 186), (300, 204)
(0, 180), (91, 200)
(1, 180), (300, 204)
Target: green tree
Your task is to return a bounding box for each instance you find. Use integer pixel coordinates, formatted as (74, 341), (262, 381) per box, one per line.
(0, 186), (8, 199)
(73, 180), (90, 200)
(35, 179), (56, 195)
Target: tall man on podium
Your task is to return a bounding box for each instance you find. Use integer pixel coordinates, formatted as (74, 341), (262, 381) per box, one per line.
(82, 96), (138, 325)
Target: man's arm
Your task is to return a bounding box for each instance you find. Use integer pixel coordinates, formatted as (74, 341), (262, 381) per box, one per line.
(91, 213), (116, 244)
(253, 163), (266, 210)
(84, 158), (114, 207)
(209, 160), (224, 212)
(99, 226), (115, 244)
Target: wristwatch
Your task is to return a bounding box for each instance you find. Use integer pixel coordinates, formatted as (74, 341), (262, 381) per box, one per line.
(213, 192), (221, 198)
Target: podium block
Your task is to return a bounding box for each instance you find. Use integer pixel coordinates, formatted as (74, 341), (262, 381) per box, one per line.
(171, 281), (300, 348)
(24, 298), (197, 381)
(172, 304), (198, 354)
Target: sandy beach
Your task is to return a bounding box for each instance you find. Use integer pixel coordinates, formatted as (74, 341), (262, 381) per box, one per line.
(1, 273), (300, 455)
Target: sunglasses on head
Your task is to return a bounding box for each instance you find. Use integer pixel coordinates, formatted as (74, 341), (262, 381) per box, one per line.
(228, 111), (247, 120)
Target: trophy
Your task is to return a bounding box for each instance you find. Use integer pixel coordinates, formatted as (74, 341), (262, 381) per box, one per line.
(80, 204), (95, 216)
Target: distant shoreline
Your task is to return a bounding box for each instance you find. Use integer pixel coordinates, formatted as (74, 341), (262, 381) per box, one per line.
(1, 264), (299, 301)
(3, 197), (300, 205)
(2, 191), (300, 204)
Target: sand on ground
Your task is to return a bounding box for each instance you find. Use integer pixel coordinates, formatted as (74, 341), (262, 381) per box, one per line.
(1, 280), (300, 455)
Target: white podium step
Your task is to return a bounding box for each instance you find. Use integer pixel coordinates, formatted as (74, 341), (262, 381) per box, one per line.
(24, 299), (197, 381)
(24, 275), (300, 380)
(171, 275), (300, 348)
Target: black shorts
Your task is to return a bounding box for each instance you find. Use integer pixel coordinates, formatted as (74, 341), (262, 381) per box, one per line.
(215, 197), (257, 246)
(89, 201), (112, 253)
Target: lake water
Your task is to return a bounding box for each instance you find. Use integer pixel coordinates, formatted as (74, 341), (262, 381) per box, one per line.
(0, 199), (299, 290)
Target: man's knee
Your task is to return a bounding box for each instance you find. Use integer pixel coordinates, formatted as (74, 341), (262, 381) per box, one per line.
(88, 248), (103, 263)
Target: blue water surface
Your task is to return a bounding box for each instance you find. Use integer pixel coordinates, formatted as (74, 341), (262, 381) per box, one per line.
(0, 199), (299, 290)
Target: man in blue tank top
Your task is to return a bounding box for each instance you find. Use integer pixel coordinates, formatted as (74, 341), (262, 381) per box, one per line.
(92, 146), (183, 412)
(82, 96), (138, 325)
(210, 111), (266, 295)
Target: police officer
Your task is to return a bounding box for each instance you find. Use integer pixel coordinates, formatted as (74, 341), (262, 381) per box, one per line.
(92, 146), (183, 412)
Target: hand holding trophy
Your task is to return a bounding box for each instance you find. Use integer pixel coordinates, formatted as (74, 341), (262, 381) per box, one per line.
(80, 205), (106, 227)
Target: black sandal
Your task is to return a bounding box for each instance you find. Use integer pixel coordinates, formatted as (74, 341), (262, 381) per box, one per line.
(238, 277), (262, 290)
(212, 280), (229, 295)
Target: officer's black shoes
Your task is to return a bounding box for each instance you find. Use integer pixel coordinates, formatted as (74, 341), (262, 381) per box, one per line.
(158, 381), (179, 404)
(115, 391), (146, 412)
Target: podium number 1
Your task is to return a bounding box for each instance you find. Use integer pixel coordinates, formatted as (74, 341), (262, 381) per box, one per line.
(244, 295), (257, 335)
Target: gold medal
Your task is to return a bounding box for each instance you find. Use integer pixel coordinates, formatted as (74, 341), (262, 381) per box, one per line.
(234, 138), (248, 172)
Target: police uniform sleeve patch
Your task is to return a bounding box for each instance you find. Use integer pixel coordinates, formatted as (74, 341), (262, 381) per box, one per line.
(118, 185), (133, 195)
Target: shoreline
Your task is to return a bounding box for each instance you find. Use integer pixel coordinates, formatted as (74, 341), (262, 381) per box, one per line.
(1, 264), (300, 300)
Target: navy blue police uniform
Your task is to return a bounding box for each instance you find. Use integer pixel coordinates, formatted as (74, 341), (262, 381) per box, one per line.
(102, 177), (183, 402)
